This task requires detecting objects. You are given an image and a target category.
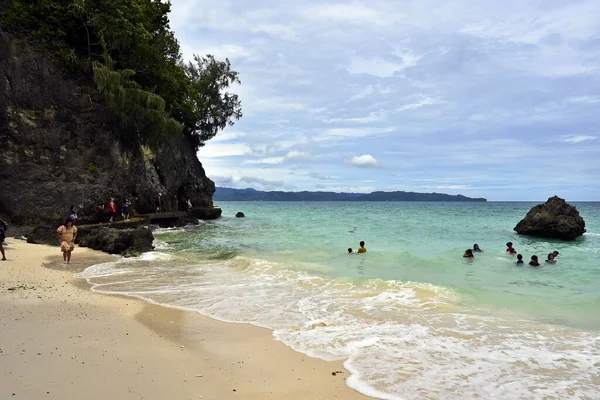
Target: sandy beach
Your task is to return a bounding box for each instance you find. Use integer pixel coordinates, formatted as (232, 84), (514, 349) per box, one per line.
(0, 239), (366, 400)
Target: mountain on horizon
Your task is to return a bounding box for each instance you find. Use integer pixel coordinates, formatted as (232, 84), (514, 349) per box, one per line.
(214, 187), (487, 202)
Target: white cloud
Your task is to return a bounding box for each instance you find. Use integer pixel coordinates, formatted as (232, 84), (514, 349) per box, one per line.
(306, 3), (384, 23)
(560, 135), (598, 143)
(395, 96), (445, 112)
(349, 154), (380, 168)
(198, 143), (251, 158)
(349, 85), (374, 101)
(212, 131), (248, 142)
(565, 96), (600, 104)
(285, 150), (311, 161)
(469, 114), (486, 121)
(324, 111), (386, 124)
(243, 157), (285, 165)
(347, 54), (419, 78)
(437, 185), (472, 190)
(325, 127), (395, 138)
(239, 176), (286, 190)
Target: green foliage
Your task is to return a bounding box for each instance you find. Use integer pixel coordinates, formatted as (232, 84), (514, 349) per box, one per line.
(180, 55), (243, 149)
(92, 59), (181, 149)
(85, 163), (100, 174)
(1, 0), (242, 151)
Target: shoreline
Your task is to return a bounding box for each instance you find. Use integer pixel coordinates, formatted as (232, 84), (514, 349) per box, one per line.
(0, 239), (367, 400)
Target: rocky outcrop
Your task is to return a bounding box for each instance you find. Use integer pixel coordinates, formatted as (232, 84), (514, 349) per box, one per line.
(0, 31), (217, 226)
(26, 225), (60, 246)
(235, 212), (245, 218)
(77, 227), (154, 257)
(514, 196), (586, 241)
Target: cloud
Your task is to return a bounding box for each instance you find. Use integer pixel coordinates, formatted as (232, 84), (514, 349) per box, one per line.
(239, 176), (286, 190)
(306, 3), (385, 24)
(565, 96), (600, 104)
(325, 127), (396, 138)
(347, 54), (419, 78)
(309, 172), (333, 181)
(560, 135), (598, 143)
(243, 150), (313, 165)
(349, 154), (380, 168)
(243, 157), (285, 165)
(437, 185), (472, 190)
(324, 111), (386, 124)
(285, 150), (312, 161)
(198, 143), (251, 158)
(175, 0), (600, 200)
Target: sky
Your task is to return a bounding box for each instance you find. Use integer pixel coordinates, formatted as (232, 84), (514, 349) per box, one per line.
(169, 0), (600, 201)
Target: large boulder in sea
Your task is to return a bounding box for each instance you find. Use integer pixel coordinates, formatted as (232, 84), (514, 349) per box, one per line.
(514, 196), (586, 240)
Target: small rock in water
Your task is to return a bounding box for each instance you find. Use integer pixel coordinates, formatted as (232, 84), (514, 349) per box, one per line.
(235, 212), (245, 218)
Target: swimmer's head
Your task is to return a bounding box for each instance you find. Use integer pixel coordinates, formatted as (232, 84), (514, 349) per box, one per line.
(360, 241), (365, 247)
(506, 242), (513, 248)
(473, 244), (480, 250)
(348, 248), (353, 253)
(517, 254), (523, 260)
(531, 255), (538, 261)
(552, 250), (559, 257)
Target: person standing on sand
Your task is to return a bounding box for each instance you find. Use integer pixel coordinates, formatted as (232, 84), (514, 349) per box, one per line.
(57, 218), (77, 265)
(108, 198), (117, 222)
(0, 217), (8, 261)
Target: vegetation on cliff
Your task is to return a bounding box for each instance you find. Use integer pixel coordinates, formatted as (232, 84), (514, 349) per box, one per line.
(1, 0), (242, 151)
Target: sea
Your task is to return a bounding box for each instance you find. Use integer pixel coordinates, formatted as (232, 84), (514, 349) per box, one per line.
(77, 201), (600, 399)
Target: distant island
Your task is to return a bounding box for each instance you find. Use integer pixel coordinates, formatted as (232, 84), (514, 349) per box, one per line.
(214, 187), (487, 202)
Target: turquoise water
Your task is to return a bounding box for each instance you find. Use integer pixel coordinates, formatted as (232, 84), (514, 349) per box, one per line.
(79, 202), (600, 399)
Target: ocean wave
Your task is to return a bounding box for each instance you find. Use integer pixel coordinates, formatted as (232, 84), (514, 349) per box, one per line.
(77, 254), (600, 399)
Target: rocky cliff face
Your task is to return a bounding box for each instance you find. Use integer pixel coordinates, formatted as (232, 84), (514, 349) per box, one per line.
(0, 31), (216, 225)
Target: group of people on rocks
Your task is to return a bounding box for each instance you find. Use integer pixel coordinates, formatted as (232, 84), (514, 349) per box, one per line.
(95, 198), (133, 223)
(463, 242), (560, 267)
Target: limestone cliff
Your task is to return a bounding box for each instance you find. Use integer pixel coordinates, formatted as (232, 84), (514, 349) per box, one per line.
(0, 31), (217, 226)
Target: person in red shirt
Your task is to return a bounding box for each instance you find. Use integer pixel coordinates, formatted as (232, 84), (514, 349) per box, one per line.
(506, 242), (517, 255)
(529, 255), (540, 267)
(108, 198), (117, 223)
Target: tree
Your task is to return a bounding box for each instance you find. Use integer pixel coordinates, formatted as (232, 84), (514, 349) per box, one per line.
(181, 55), (243, 149)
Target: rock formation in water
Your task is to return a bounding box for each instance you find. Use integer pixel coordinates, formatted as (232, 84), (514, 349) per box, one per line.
(235, 212), (245, 218)
(514, 196), (586, 241)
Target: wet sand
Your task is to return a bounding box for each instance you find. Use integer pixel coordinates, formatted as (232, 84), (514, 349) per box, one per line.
(0, 239), (366, 399)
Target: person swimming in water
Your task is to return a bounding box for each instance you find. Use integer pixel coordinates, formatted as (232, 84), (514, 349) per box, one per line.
(529, 255), (540, 267)
(546, 253), (556, 264)
(552, 250), (559, 258)
(516, 254), (524, 264)
(473, 244), (483, 252)
(357, 241), (366, 253)
(348, 248), (354, 254)
(506, 242), (517, 255)
(463, 249), (474, 258)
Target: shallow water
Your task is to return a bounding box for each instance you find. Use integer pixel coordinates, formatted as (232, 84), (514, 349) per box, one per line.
(78, 202), (600, 399)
